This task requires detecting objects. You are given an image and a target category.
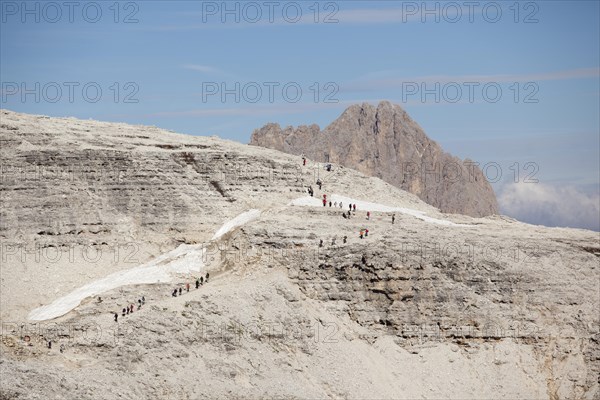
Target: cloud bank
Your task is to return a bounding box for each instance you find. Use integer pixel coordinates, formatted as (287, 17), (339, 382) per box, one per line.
(498, 182), (600, 231)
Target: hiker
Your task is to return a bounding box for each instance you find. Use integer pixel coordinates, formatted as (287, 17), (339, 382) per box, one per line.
(362, 254), (366, 264)
(349, 203), (352, 211)
(360, 230), (364, 239)
(59, 344), (65, 353)
(178, 287), (182, 296)
(334, 201), (337, 207)
(329, 201), (332, 207)
(141, 296), (145, 305)
(367, 211), (370, 220)
(195, 279), (200, 289)
(331, 237), (336, 246)
(365, 228), (369, 237)
(138, 299), (142, 310)
(97, 296), (103, 303)
(392, 214), (395, 224)
(339, 202), (342, 209)
(122, 308), (126, 317)
(322, 199), (327, 207)
(316, 178), (322, 190)
(200, 276), (204, 285)
(126, 306), (130, 315)
(114, 313), (118, 322)
(342, 212), (347, 219)
(130, 304), (134, 313)
(186, 283), (190, 292)
(319, 239), (323, 247)
(206, 272), (210, 282)
(47, 341), (52, 349)
(353, 204), (356, 211)
(172, 289), (177, 297)
(303, 157), (306, 166)
(343, 235), (347, 244)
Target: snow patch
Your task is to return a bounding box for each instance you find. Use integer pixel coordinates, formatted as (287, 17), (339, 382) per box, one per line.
(212, 209), (261, 240)
(289, 194), (470, 227)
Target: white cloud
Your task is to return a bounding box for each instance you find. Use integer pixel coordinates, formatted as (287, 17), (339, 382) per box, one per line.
(498, 182), (600, 231)
(182, 64), (223, 74)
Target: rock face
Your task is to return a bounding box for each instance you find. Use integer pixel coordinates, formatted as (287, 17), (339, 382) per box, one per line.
(250, 101), (498, 217)
(1, 110), (598, 400)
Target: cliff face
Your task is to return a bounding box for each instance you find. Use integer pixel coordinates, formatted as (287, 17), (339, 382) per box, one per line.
(250, 101), (498, 217)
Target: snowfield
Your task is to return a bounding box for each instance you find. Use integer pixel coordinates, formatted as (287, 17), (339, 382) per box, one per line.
(289, 194), (471, 227)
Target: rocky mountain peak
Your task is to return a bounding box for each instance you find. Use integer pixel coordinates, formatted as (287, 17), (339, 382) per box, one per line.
(251, 101), (498, 217)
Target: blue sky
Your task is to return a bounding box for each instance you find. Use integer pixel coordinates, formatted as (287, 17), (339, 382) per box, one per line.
(1, 1), (599, 230)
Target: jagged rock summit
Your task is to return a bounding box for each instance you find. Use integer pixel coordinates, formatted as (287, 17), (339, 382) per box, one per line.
(250, 101), (498, 217)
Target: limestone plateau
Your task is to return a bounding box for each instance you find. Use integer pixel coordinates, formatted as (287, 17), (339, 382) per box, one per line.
(251, 101), (498, 218)
(0, 109), (598, 399)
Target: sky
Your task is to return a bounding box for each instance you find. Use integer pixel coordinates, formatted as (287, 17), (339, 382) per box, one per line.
(1, 0), (599, 231)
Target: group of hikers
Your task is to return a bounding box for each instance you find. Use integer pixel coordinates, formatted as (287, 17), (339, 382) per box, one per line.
(302, 157), (398, 245)
(171, 272), (210, 297)
(114, 296), (146, 322)
(112, 273), (211, 322)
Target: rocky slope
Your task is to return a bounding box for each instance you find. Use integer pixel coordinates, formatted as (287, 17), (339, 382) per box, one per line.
(0, 110), (598, 399)
(250, 101), (498, 218)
